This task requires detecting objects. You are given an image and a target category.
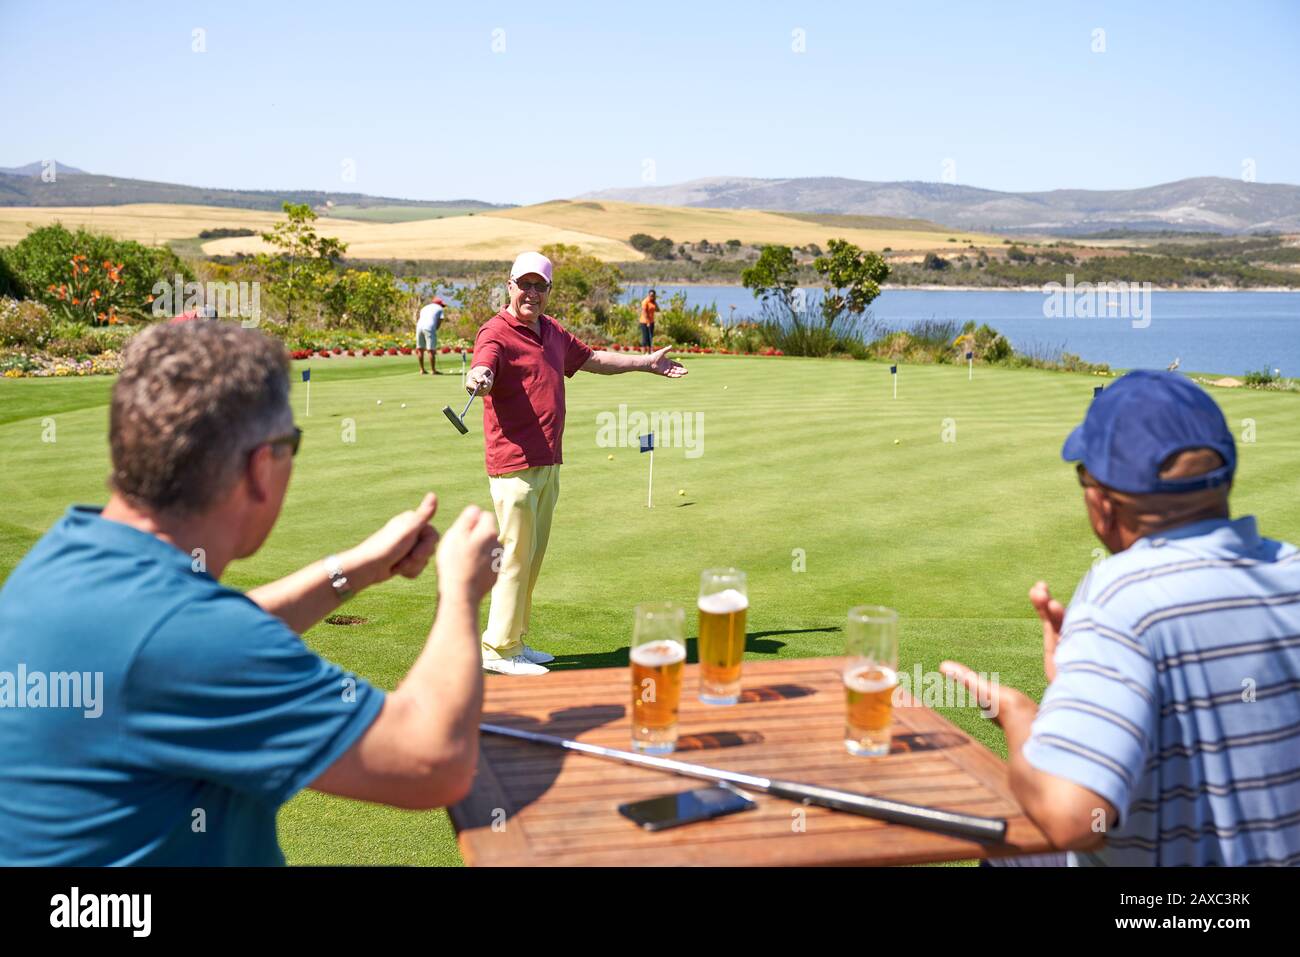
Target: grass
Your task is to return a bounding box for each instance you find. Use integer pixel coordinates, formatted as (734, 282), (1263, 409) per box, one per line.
(325, 205), (483, 223)
(2, 356), (1298, 865)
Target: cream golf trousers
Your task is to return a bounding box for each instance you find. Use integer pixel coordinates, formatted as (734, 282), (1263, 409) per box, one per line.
(481, 464), (561, 660)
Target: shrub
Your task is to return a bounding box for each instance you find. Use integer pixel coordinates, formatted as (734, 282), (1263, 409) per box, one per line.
(1244, 368), (1281, 388)
(0, 297), (54, 349)
(5, 224), (194, 323)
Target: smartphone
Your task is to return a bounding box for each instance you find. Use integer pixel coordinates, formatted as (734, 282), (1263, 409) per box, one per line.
(618, 785), (757, 831)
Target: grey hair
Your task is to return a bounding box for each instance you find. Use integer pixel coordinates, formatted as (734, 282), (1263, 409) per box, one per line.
(109, 321), (292, 515)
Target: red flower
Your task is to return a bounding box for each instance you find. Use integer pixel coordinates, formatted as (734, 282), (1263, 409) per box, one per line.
(440, 346), (450, 354)
(387, 347), (398, 355)
(318, 350), (330, 357)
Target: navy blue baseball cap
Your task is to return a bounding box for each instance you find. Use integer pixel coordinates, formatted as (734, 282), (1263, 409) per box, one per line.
(1062, 370), (1236, 494)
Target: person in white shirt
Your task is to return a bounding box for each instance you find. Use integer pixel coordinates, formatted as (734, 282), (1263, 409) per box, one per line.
(416, 297), (446, 375)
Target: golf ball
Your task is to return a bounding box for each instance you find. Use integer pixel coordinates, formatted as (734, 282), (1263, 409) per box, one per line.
(678, 489), (686, 496)
(894, 439), (900, 445)
(401, 403), (407, 409)
(377, 400), (382, 406)
(723, 385), (728, 390)
(607, 454), (614, 460)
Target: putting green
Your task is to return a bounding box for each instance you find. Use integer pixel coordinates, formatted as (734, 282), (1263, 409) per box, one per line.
(2, 356), (1297, 865)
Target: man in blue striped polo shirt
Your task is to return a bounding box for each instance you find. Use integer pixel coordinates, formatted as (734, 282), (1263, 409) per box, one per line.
(943, 370), (1300, 866)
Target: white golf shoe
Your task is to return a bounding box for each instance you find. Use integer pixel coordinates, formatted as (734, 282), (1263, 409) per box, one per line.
(521, 645), (555, 665)
(482, 654), (549, 676)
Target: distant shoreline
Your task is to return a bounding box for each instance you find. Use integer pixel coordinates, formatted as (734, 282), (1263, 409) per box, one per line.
(618, 282), (1300, 294)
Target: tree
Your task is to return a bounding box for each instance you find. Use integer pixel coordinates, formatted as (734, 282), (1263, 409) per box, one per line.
(540, 243), (623, 324)
(741, 244), (799, 308)
(923, 253), (950, 271)
(812, 238), (889, 318)
(324, 268), (405, 332)
(257, 202), (347, 324)
(628, 233), (656, 253)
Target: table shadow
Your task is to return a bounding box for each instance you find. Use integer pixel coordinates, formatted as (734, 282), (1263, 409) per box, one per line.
(549, 627), (840, 672)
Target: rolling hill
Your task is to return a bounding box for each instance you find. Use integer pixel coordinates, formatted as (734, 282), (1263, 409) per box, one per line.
(0, 199), (1004, 262)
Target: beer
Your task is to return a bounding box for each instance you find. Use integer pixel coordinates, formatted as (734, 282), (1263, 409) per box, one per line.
(631, 640), (686, 753)
(630, 603), (687, 754)
(697, 571), (748, 705)
(843, 605), (899, 756)
(843, 664), (899, 756)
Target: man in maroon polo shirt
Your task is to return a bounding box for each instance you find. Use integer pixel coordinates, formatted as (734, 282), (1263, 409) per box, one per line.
(466, 251), (687, 675)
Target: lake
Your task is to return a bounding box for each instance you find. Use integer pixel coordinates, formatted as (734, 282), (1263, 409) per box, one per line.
(620, 285), (1300, 377)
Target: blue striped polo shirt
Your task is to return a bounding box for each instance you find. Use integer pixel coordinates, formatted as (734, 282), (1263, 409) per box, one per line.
(1022, 515), (1300, 866)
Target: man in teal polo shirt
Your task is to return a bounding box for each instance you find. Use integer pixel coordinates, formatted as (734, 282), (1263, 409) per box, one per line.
(0, 321), (501, 865)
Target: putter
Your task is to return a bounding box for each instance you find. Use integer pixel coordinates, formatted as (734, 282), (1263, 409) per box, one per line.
(443, 383), (481, 435)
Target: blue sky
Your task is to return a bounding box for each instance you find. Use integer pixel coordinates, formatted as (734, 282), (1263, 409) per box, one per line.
(2, 0), (1297, 204)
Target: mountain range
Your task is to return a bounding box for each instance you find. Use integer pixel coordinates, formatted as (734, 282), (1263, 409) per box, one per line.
(0, 162), (506, 214)
(4, 162), (1298, 235)
(581, 175), (1300, 235)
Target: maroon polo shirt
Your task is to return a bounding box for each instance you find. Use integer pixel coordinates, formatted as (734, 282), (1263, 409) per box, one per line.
(472, 310), (594, 475)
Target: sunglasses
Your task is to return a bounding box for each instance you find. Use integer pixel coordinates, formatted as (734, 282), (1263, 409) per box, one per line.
(266, 426), (303, 458)
(512, 279), (551, 294)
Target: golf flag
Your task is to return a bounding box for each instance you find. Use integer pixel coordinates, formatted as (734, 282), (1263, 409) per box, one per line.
(301, 369), (311, 382)
(302, 367), (312, 416)
(966, 350), (973, 381)
(890, 364), (898, 399)
(641, 433), (654, 508)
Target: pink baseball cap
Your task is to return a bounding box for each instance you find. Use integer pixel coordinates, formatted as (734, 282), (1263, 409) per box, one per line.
(509, 251), (553, 284)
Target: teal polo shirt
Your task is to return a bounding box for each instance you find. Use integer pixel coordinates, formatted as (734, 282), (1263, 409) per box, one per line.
(0, 506), (385, 865)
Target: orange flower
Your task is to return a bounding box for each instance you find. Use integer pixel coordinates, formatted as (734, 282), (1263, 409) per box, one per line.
(103, 260), (113, 269)
(47, 283), (56, 292)
(72, 298), (81, 305)
(145, 294), (155, 303)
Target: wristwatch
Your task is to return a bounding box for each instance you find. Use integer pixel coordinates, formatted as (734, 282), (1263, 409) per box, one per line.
(324, 554), (353, 602)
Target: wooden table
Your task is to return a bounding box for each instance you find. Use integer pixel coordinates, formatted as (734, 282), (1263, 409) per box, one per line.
(450, 657), (1054, 866)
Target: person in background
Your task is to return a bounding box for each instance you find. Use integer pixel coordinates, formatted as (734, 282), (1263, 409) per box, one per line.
(416, 295), (446, 374)
(942, 370), (1300, 866)
(639, 289), (659, 354)
(464, 253), (687, 675)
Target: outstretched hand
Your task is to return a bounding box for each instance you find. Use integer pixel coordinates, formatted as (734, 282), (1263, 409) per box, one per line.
(645, 346), (688, 378)
(1030, 580), (1066, 682)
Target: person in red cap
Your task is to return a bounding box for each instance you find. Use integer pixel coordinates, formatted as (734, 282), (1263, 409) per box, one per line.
(416, 295), (446, 374)
(465, 251), (687, 675)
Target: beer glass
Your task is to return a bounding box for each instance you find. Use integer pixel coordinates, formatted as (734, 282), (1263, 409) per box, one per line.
(843, 605), (899, 756)
(630, 602), (687, 754)
(697, 568), (748, 705)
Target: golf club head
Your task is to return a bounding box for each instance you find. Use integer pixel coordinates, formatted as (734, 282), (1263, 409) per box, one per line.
(442, 405), (469, 435)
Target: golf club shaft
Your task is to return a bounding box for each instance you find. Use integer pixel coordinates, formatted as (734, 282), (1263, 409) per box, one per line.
(481, 723), (1006, 842)
(459, 384), (480, 418)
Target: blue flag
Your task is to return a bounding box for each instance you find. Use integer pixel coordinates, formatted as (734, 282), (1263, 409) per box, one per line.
(301, 369), (311, 382)
(965, 351), (973, 360)
(890, 365), (897, 375)
(640, 433), (654, 453)
(1093, 386), (1104, 397)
